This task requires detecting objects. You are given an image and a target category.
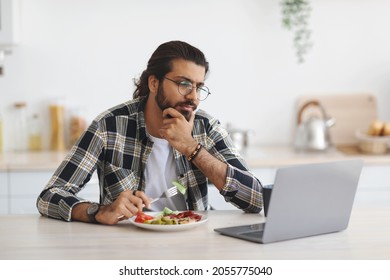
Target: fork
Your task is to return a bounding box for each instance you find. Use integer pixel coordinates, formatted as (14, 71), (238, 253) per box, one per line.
(141, 186), (179, 212)
(149, 186), (178, 204)
(118, 186), (179, 219)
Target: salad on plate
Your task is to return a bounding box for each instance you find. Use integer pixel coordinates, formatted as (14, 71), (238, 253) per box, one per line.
(134, 207), (202, 225)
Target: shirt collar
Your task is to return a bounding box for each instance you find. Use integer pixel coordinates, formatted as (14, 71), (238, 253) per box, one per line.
(136, 95), (149, 141)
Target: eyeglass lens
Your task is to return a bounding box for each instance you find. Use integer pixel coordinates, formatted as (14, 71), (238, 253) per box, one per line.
(178, 81), (210, 101)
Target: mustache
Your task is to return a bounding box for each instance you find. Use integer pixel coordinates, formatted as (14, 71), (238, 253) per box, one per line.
(177, 101), (197, 110)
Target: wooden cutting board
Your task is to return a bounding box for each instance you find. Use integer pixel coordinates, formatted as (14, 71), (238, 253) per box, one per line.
(295, 93), (378, 146)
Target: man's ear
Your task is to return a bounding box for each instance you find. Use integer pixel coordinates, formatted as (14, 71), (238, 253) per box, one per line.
(148, 75), (159, 95)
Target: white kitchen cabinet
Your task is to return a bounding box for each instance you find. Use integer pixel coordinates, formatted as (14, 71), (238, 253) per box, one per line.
(0, 0), (19, 45)
(8, 171), (100, 214)
(3, 164), (389, 214)
(9, 171), (52, 214)
(252, 168), (277, 187)
(0, 198), (7, 213)
(0, 171), (7, 195)
(0, 171), (8, 214)
(202, 164), (390, 211)
(207, 185), (236, 210)
(357, 165), (390, 189)
(77, 173), (100, 202)
(253, 165), (390, 190)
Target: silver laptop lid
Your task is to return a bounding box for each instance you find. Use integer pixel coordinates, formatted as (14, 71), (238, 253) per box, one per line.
(262, 159), (363, 243)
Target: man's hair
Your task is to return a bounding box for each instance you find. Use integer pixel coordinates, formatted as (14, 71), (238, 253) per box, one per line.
(133, 41), (209, 98)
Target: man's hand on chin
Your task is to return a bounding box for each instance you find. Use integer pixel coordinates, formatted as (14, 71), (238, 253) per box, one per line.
(159, 108), (197, 155)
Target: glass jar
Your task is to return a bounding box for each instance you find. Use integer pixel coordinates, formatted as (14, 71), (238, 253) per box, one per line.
(13, 102), (28, 151)
(69, 107), (87, 148)
(28, 113), (43, 151)
(49, 100), (66, 151)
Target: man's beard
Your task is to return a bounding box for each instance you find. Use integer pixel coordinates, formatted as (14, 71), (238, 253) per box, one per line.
(155, 85), (196, 121)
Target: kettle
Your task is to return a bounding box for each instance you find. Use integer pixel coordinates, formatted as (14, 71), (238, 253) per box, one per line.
(294, 100), (335, 151)
(226, 123), (251, 152)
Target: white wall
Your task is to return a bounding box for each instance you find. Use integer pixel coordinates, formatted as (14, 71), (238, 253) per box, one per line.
(1, 0), (389, 151)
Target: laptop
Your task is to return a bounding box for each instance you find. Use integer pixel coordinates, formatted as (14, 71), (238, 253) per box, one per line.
(214, 159), (363, 244)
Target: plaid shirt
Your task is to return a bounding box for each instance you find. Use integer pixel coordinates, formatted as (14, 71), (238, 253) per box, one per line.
(37, 97), (263, 221)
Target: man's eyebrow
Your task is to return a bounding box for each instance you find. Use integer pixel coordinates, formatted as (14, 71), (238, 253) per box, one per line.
(176, 75), (205, 86)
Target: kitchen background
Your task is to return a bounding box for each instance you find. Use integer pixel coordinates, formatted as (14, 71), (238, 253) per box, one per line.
(0, 0), (390, 152)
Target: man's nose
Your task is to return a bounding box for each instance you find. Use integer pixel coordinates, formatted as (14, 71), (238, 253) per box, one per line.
(185, 86), (198, 100)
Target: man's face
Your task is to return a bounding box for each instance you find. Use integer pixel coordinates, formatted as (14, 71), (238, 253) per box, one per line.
(155, 59), (206, 121)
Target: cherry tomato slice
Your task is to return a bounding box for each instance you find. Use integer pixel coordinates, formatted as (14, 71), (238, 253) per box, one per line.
(134, 212), (154, 223)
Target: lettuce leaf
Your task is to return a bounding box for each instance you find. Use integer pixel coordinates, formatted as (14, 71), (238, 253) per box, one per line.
(172, 181), (187, 195)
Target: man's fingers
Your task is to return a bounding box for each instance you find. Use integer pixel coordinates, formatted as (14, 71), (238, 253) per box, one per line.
(188, 111), (195, 127)
(163, 108), (180, 119)
(131, 190), (151, 210)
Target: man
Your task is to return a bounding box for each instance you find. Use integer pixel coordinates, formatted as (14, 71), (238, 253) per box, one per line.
(37, 41), (263, 225)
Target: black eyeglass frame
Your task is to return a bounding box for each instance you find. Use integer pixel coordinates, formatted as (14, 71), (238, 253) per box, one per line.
(163, 76), (211, 101)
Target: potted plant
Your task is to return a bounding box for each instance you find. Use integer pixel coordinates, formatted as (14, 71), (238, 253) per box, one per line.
(280, 0), (312, 63)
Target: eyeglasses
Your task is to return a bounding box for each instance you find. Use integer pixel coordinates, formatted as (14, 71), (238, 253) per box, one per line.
(164, 76), (211, 101)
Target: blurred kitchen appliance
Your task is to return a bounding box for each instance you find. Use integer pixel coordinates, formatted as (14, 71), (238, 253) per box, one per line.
(226, 123), (251, 151)
(295, 100), (335, 151)
(295, 94), (378, 154)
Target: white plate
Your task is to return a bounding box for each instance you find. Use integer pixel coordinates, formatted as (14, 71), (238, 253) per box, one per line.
(129, 211), (208, 232)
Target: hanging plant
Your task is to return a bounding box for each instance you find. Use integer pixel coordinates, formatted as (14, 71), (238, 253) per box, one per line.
(281, 0), (312, 63)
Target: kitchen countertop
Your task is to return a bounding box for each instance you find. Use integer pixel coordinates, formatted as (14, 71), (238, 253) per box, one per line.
(243, 145), (390, 168)
(1, 145), (389, 172)
(0, 150), (68, 171)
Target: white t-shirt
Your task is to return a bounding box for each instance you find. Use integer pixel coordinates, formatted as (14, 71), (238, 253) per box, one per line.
(144, 135), (187, 211)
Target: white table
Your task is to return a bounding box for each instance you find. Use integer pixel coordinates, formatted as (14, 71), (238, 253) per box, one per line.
(0, 187), (389, 260)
